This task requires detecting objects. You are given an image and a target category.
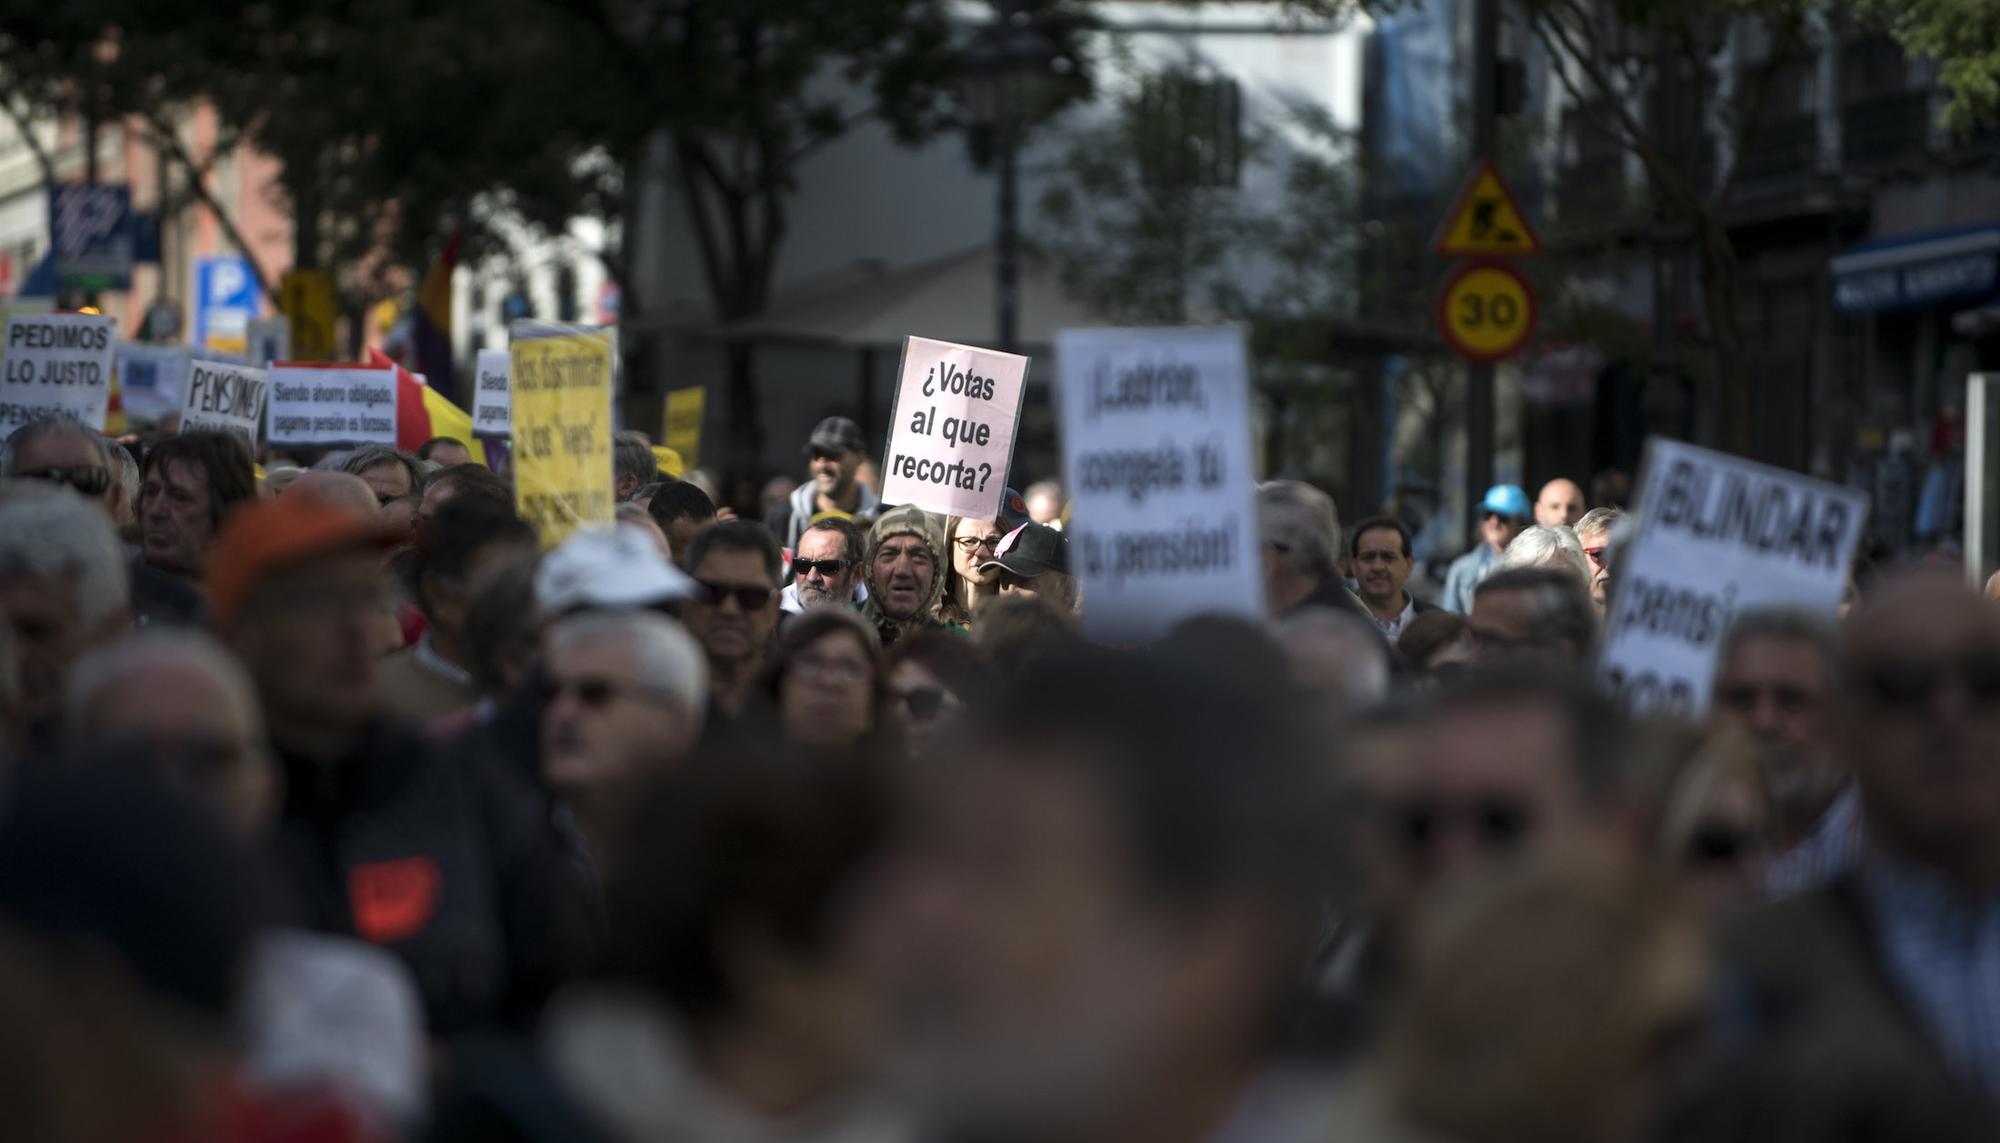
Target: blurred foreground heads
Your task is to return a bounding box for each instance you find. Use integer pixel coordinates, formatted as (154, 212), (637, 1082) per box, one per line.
(867, 646), (1332, 1141)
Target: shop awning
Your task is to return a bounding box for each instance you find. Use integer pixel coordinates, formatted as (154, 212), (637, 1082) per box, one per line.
(1832, 224), (2000, 314)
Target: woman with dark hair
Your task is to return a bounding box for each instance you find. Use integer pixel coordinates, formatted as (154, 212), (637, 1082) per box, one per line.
(880, 632), (995, 761)
(756, 607), (885, 750)
(138, 430), (259, 586)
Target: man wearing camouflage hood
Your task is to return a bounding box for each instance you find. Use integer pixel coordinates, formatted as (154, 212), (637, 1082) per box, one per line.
(861, 504), (953, 647)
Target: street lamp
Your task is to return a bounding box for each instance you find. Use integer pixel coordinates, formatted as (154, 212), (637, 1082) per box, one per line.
(957, 1), (1086, 353)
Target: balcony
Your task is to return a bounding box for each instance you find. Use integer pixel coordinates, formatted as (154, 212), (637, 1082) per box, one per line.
(1843, 91), (1933, 170)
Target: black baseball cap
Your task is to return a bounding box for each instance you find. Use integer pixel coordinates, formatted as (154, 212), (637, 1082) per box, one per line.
(980, 522), (1069, 577)
(806, 416), (867, 456)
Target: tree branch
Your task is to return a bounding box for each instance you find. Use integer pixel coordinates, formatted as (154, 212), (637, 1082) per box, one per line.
(1712, 12), (1807, 208)
(1529, 11), (1701, 215)
(0, 90), (55, 187)
(139, 111), (281, 306)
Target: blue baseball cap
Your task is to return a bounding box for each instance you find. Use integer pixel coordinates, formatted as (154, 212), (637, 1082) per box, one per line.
(1478, 484), (1531, 519)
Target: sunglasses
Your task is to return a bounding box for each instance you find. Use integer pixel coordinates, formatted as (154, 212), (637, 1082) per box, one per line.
(1855, 649), (2000, 712)
(995, 568), (1040, 591)
(1584, 545), (1611, 569)
(541, 675), (677, 710)
(889, 685), (952, 721)
(1714, 682), (1814, 716)
(792, 558), (853, 578)
(698, 580), (775, 611)
(1390, 796), (1534, 857)
(18, 464), (111, 497)
(1685, 823), (1759, 868)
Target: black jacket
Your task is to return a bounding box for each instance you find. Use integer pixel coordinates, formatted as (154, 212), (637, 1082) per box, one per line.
(270, 719), (596, 1038)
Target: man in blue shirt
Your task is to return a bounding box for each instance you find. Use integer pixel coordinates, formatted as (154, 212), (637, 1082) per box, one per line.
(1440, 484), (1530, 614)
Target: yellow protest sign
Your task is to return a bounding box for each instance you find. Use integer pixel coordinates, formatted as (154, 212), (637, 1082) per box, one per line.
(511, 327), (615, 546)
(280, 270), (338, 360)
(663, 385), (704, 468)
(1434, 162), (1540, 257)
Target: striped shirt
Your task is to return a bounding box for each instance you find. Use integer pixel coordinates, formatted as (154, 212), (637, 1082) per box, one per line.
(1859, 851), (2000, 1095)
(1765, 786), (1864, 897)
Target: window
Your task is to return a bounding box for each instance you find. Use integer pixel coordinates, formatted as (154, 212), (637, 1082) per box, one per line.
(1135, 71), (1243, 190)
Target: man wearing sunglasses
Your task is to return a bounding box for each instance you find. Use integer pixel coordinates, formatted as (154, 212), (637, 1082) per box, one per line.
(1440, 484), (1530, 614)
(781, 516), (867, 614)
(680, 521), (784, 713)
(1726, 571), (2000, 1095)
(767, 416), (880, 552)
(1574, 506), (1622, 613)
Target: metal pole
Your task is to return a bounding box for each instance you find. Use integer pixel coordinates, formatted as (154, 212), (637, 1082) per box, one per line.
(1464, 0), (1499, 547)
(996, 126), (1020, 353)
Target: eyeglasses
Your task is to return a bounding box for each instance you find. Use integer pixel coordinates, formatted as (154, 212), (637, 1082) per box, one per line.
(792, 558), (853, 578)
(889, 685), (954, 721)
(794, 652), (870, 685)
(1390, 796), (1534, 857)
(542, 674), (679, 710)
(954, 535), (1003, 553)
(17, 465), (111, 497)
(1855, 649), (2000, 712)
(698, 580), (775, 611)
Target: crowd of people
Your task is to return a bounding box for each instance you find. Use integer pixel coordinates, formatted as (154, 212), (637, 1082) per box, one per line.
(0, 407), (1997, 1143)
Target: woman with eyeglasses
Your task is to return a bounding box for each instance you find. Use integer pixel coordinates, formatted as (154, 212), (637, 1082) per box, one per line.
(756, 608), (885, 750)
(879, 632), (996, 761)
(936, 512), (1010, 630)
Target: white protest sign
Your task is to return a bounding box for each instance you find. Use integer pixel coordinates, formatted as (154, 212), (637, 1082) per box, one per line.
(472, 347), (511, 437)
(1600, 437), (1868, 717)
(265, 363), (398, 445)
(0, 312), (117, 431)
(879, 336), (1029, 520)
(180, 360), (269, 450)
(245, 317), (290, 369)
(1057, 326), (1264, 640)
(115, 343), (192, 421)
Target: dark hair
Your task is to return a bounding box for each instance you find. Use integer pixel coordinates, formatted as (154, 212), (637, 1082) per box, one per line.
(881, 632), (996, 706)
(339, 444), (427, 497)
(427, 462), (511, 508)
(683, 520), (782, 586)
(613, 430), (657, 492)
(140, 431), (257, 534)
(1350, 515), (1413, 560)
(978, 649), (1325, 972)
(601, 732), (893, 1029)
(1427, 667), (1628, 799)
(1397, 609), (1469, 668)
(411, 498), (537, 620)
(1474, 566), (1599, 662)
(416, 436), (469, 461)
(757, 608), (883, 708)
(464, 553), (540, 696)
(647, 479), (719, 531)
(800, 516), (865, 565)
(975, 593), (1082, 680)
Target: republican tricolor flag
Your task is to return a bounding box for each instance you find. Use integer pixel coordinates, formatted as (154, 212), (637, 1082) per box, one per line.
(368, 347), (487, 467)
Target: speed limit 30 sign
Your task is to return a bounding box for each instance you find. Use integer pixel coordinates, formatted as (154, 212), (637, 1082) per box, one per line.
(1436, 261), (1538, 362)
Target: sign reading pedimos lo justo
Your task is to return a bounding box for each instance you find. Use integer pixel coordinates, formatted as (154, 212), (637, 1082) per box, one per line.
(0, 312), (117, 430)
(1600, 437), (1867, 717)
(1056, 326), (1264, 641)
(264, 361), (398, 445)
(879, 336), (1029, 522)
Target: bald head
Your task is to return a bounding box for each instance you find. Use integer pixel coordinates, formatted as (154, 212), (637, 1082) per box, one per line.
(285, 470), (380, 516)
(1277, 606), (1391, 721)
(1842, 569), (2000, 888)
(1535, 479), (1586, 528)
(64, 630), (276, 840)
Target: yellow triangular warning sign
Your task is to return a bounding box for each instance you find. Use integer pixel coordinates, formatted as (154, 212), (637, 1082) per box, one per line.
(1434, 162), (1540, 257)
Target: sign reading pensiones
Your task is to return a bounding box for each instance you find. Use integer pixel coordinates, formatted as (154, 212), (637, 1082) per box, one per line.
(0, 312), (117, 431)
(1600, 437), (1868, 717)
(879, 336), (1029, 521)
(265, 363), (398, 445)
(179, 360), (268, 452)
(510, 322), (614, 547)
(471, 348), (511, 437)
(1056, 327), (1264, 640)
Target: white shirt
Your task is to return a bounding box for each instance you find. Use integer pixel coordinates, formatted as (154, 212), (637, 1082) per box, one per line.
(1372, 593), (1418, 641)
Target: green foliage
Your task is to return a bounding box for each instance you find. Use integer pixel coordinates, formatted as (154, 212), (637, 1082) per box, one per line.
(1855, 0), (2000, 134)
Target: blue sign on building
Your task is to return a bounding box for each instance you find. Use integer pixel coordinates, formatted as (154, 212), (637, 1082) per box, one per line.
(196, 255), (261, 353)
(50, 184), (135, 290)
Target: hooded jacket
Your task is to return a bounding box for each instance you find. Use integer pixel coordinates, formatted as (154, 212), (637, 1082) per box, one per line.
(770, 478), (882, 552)
(860, 505), (949, 647)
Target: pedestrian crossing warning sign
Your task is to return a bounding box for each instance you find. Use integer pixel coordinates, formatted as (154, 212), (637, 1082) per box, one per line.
(1434, 162), (1540, 257)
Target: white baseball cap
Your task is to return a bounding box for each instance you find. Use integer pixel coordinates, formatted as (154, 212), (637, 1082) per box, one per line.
(535, 525), (701, 614)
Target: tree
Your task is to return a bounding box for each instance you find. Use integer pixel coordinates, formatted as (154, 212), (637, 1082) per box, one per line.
(1856, 0), (2000, 134)
(1519, 0), (1813, 456)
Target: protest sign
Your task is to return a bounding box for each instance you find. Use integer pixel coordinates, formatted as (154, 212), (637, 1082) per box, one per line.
(879, 336), (1029, 521)
(471, 348), (511, 437)
(246, 317), (290, 368)
(265, 362), (398, 446)
(510, 322), (614, 546)
(663, 385), (704, 467)
(1600, 437), (1868, 717)
(179, 360), (268, 450)
(1056, 326), (1263, 640)
(0, 312), (117, 430)
(114, 343), (191, 421)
